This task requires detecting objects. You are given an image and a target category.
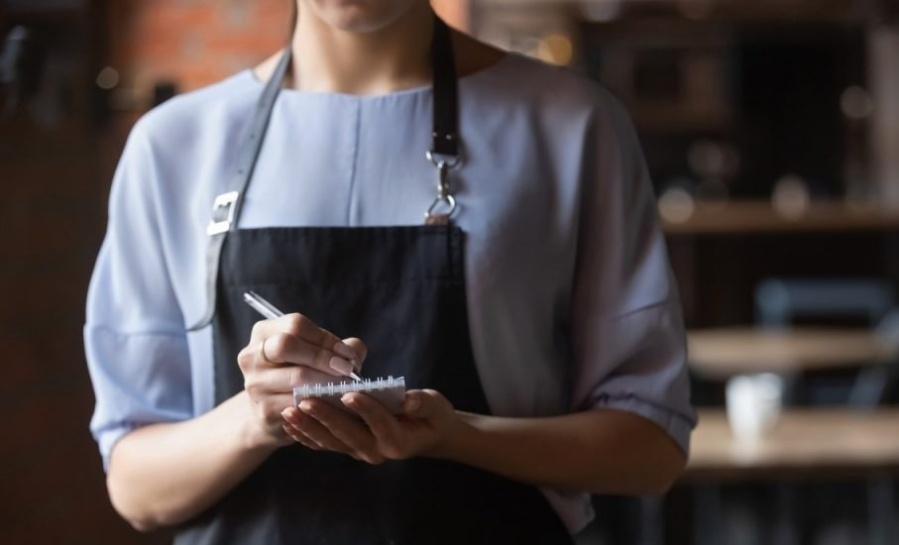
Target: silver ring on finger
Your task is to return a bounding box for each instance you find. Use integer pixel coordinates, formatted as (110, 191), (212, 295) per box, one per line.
(260, 337), (275, 364)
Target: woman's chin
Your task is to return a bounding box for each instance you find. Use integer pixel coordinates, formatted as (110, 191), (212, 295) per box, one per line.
(303, 0), (425, 34)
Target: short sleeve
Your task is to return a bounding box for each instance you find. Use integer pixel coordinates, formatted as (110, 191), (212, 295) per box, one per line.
(569, 93), (696, 454)
(84, 120), (193, 469)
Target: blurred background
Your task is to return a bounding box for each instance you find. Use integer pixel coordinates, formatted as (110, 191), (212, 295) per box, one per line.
(1, 0), (898, 543)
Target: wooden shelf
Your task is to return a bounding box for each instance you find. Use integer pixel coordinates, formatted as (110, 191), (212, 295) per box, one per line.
(687, 326), (897, 379)
(662, 200), (899, 235)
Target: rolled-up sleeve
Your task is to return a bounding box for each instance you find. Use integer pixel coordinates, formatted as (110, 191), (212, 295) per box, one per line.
(570, 92), (696, 454)
(84, 119), (193, 469)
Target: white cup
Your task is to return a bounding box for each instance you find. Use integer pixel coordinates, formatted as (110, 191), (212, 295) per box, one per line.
(725, 373), (785, 443)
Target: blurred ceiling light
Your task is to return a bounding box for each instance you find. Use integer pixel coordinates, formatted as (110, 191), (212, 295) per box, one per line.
(578, 0), (622, 22)
(538, 34), (574, 66)
(840, 86), (874, 120)
(96, 66), (119, 90)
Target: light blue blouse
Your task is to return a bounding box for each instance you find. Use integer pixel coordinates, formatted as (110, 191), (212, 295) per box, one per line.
(84, 52), (695, 533)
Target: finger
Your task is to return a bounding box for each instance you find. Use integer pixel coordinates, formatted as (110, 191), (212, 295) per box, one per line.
(281, 423), (321, 451)
(259, 333), (353, 378)
(403, 389), (445, 419)
(283, 401), (355, 454)
(281, 408), (321, 450)
(275, 312), (353, 357)
(238, 336), (294, 370)
(252, 313), (354, 355)
(260, 337), (276, 364)
(343, 393), (402, 449)
(283, 407), (341, 451)
(245, 365), (334, 396)
(301, 399), (384, 464)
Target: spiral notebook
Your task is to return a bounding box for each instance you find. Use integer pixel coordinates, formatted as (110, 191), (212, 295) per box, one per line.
(293, 376), (406, 415)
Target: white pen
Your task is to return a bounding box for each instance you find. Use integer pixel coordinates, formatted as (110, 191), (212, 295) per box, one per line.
(243, 291), (363, 382)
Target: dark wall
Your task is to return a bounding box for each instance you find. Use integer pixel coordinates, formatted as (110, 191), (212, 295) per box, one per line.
(0, 2), (165, 543)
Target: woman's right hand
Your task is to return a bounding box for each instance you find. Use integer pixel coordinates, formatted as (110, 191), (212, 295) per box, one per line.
(236, 313), (366, 449)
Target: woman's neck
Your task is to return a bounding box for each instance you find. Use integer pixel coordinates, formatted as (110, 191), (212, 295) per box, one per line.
(290, 4), (435, 95)
(252, 6), (508, 97)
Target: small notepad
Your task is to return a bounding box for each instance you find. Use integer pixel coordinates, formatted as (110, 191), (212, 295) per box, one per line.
(293, 376), (407, 415)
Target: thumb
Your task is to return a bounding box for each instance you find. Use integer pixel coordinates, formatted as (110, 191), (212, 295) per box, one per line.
(403, 389), (443, 419)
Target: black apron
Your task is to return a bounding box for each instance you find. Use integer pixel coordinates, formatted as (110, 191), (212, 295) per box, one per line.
(176, 16), (573, 545)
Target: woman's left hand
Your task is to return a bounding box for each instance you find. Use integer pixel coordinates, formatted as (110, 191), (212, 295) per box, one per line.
(281, 389), (463, 464)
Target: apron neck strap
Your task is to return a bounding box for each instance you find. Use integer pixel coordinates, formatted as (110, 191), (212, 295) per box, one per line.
(430, 16), (459, 158)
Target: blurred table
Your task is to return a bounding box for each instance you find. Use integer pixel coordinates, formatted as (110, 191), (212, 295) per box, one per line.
(688, 326), (897, 380)
(684, 408), (899, 483)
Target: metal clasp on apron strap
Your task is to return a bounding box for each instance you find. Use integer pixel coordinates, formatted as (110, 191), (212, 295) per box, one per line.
(425, 148), (461, 226)
(206, 191), (240, 235)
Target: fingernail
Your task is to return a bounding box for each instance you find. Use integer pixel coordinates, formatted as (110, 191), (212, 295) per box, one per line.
(333, 342), (356, 360)
(405, 397), (421, 412)
(299, 401), (313, 413)
(341, 393), (356, 406)
(329, 356), (354, 376)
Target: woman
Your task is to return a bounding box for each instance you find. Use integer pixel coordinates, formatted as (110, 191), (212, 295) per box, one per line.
(85, 1), (695, 543)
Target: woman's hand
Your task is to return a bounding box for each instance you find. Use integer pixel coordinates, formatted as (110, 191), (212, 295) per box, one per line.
(236, 313), (367, 449)
(281, 389), (464, 464)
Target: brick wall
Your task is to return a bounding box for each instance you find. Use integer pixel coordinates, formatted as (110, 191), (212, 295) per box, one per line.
(107, 0), (290, 102)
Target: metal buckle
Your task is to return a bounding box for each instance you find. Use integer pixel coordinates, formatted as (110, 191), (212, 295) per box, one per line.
(425, 149), (462, 169)
(424, 156), (458, 225)
(206, 191), (239, 236)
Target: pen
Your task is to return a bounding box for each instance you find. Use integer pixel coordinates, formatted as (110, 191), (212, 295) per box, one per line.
(243, 291), (281, 320)
(243, 291), (363, 382)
